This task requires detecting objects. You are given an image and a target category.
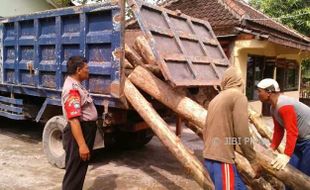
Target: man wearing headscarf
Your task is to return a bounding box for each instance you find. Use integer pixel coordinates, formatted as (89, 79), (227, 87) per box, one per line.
(203, 66), (261, 189)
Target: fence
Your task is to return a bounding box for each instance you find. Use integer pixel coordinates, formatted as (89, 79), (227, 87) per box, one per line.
(300, 83), (310, 106)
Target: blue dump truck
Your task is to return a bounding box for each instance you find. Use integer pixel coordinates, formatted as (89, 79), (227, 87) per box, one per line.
(0, 1), (139, 168)
(0, 0), (229, 169)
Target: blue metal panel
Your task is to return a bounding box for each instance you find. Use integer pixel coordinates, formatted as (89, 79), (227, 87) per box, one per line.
(0, 2), (124, 108)
(35, 98), (61, 122)
(0, 94), (25, 119)
(0, 24), (3, 83)
(0, 111), (25, 120)
(56, 16), (62, 90)
(4, 63), (14, 69)
(2, 3), (119, 23)
(80, 13), (88, 90)
(111, 8), (121, 82)
(0, 95), (23, 105)
(14, 22), (20, 84)
(0, 103), (23, 113)
(34, 19), (40, 87)
(3, 22), (15, 42)
(3, 41), (15, 46)
(86, 33), (112, 44)
(19, 20), (35, 39)
(35, 98), (49, 122)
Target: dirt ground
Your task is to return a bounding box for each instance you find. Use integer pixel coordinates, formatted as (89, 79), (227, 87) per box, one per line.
(0, 117), (204, 190)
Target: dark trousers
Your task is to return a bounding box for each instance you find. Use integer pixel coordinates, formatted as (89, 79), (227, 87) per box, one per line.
(286, 139), (310, 190)
(289, 139), (310, 176)
(62, 121), (97, 190)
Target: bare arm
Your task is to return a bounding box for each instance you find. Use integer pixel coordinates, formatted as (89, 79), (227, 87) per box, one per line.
(68, 118), (90, 161)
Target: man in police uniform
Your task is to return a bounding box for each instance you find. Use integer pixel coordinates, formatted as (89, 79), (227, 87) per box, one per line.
(62, 56), (98, 190)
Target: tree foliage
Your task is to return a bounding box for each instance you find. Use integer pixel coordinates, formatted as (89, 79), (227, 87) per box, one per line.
(249, 0), (310, 36)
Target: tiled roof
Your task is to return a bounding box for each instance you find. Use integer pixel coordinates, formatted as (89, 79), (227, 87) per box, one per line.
(164, 0), (239, 35)
(164, 0), (310, 51)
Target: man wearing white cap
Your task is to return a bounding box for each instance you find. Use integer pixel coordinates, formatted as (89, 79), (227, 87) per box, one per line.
(256, 78), (310, 176)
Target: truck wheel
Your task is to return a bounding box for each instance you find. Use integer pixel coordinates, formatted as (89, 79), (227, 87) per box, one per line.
(115, 128), (154, 149)
(43, 116), (67, 169)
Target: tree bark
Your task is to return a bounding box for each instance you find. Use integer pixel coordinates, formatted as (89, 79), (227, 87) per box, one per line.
(248, 107), (285, 153)
(124, 79), (214, 190)
(128, 66), (208, 128)
(133, 36), (157, 65)
(125, 44), (162, 76)
(254, 143), (310, 189)
(125, 43), (144, 67)
(124, 58), (134, 69)
(235, 152), (275, 190)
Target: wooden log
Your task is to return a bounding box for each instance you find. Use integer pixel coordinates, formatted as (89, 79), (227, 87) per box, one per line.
(125, 43), (144, 66)
(235, 152), (275, 190)
(124, 79), (214, 190)
(185, 121), (203, 139)
(254, 143), (310, 189)
(124, 58), (134, 69)
(260, 173), (285, 190)
(125, 44), (162, 76)
(128, 66), (208, 128)
(239, 121), (307, 189)
(248, 107), (285, 153)
(249, 124), (285, 189)
(133, 36), (156, 65)
(144, 64), (162, 76)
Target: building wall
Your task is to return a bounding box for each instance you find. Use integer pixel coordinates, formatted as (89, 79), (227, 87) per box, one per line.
(0, 0), (54, 17)
(230, 39), (302, 114)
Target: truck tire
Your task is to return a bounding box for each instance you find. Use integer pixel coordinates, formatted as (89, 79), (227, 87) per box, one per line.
(115, 128), (154, 149)
(43, 116), (67, 169)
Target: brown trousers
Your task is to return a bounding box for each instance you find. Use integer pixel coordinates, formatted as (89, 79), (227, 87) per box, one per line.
(62, 121), (97, 190)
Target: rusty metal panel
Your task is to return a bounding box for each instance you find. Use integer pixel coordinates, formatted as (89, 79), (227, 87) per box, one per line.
(128, 0), (230, 87)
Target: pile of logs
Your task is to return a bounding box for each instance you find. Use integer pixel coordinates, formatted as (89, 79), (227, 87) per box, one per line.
(123, 35), (310, 189)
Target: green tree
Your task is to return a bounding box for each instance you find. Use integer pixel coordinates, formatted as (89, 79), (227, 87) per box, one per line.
(249, 0), (310, 36)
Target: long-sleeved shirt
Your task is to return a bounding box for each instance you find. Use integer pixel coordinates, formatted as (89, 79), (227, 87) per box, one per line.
(270, 95), (310, 156)
(203, 67), (256, 164)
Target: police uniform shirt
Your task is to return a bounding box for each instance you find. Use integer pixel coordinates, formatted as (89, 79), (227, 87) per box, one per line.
(61, 76), (98, 121)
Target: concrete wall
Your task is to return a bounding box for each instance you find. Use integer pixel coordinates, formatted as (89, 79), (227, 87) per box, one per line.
(230, 39), (302, 114)
(0, 0), (54, 17)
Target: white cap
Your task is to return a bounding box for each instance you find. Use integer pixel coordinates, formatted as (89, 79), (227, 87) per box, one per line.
(257, 78), (280, 92)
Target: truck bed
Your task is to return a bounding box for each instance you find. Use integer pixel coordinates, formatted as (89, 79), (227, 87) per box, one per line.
(0, 2), (125, 108)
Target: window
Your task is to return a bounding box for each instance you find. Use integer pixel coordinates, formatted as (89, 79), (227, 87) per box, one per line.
(276, 59), (299, 91)
(246, 55), (275, 100)
(246, 56), (299, 100)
